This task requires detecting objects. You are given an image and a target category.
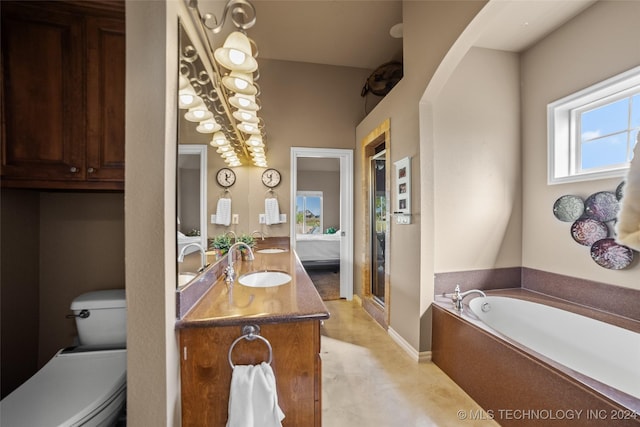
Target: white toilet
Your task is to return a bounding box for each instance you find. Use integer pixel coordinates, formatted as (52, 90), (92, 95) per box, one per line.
(0, 289), (127, 427)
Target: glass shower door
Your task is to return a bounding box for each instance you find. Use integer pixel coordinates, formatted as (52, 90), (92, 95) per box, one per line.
(370, 150), (386, 305)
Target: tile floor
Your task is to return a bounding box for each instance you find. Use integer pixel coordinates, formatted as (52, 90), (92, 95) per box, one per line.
(321, 299), (500, 427)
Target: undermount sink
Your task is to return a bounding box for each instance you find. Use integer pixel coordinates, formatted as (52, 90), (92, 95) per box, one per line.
(255, 248), (288, 254)
(178, 272), (198, 287)
(238, 271), (291, 287)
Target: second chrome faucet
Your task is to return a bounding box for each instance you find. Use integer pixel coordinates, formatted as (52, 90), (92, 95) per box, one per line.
(225, 242), (255, 286)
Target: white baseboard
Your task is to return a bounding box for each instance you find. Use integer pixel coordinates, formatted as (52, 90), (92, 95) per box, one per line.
(350, 295), (431, 362)
(388, 327), (432, 363)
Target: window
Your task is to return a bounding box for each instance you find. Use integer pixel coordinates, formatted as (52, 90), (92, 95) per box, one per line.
(296, 191), (323, 234)
(548, 65), (640, 184)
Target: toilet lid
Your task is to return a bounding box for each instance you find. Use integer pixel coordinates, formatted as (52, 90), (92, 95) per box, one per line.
(0, 349), (126, 427)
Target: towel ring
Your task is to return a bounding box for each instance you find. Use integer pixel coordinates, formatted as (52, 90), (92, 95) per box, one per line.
(220, 188), (231, 198)
(228, 325), (273, 369)
(265, 188), (277, 198)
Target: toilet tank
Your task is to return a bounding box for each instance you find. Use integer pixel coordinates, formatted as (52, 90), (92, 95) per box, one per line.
(70, 289), (126, 348)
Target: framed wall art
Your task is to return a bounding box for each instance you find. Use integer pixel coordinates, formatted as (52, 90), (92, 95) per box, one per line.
(394, 156), (411, 217)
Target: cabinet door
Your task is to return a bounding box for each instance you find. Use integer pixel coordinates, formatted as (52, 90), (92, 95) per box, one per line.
(1, 4), (85, 182)
(85, 16), (125, 182)
(181, 321), (321, 427)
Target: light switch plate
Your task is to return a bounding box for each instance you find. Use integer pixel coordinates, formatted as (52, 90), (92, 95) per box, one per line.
(279, 214), (287, 223)
(259, 214), (266, 224)
(232, 214), (239, 224)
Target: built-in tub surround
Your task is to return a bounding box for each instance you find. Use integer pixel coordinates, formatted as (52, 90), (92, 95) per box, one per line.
(432, 289), (640, 427)
(469, 296), (639, 402)
(434, 267), (640, 322)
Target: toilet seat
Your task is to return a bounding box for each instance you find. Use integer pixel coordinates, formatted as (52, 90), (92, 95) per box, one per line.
(0, 348), (126, 427)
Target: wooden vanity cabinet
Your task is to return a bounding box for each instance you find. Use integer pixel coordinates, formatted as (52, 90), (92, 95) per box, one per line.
(180, 320), (322, 427)
(0, 2), (125, 190)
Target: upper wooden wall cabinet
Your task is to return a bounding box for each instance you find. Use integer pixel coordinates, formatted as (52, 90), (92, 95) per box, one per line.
(1, 1), (125, 190)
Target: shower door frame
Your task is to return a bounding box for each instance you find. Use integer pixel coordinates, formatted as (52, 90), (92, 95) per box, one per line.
(360, 119), (391, 328)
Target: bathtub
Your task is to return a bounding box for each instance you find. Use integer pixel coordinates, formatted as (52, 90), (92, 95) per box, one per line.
(468, 296), (640, 401)
(432, 292), (640, 427)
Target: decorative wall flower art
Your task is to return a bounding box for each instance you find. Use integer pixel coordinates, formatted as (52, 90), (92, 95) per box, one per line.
(553, 181), (636, 270)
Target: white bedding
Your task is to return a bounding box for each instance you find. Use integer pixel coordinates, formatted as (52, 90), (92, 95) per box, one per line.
(295, 233), (341, 262)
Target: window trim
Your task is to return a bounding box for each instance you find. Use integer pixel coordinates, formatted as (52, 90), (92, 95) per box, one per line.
(547, 65), (640, 185)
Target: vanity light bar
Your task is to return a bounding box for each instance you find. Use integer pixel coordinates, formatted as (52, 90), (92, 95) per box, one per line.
(183, 0), (269, 168)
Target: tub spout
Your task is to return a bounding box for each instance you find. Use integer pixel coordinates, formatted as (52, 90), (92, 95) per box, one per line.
(451, 284), (486, 311)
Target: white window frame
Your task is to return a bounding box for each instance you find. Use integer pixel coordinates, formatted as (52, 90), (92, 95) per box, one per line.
(547, 65), (640, 185)
(296, 191), (323, 234)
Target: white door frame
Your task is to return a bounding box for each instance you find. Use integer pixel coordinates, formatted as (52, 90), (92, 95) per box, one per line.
(290, 147), (354, 300)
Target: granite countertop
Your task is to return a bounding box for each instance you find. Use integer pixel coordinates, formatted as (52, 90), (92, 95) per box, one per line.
(176, 237), (330, 328)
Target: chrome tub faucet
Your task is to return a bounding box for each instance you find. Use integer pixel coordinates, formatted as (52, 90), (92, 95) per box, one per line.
(451, 284), (486, 311)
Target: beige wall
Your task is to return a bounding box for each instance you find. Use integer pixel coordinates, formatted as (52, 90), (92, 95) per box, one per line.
(179, 60), (369, 240)
(433, 47), (521, 272)
(521, 0), (640, 290)
(126, 0), (181, 425)
(39, 193), (125, 364)
(356, 1), (487, 352)
(1, 189), (40, 397)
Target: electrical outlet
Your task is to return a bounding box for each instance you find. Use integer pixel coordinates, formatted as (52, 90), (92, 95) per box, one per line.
(395, 214), (411, 225)
(279, 214), (287, 223)
(211, 214), (216, 224)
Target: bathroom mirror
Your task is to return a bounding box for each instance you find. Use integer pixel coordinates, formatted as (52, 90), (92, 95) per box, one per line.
(176, 19), (253, 287)
(177, 20), (213, 284)
(177, 144), (207, 257)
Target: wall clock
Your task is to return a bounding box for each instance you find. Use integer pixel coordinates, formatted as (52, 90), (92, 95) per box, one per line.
(261, 168), (281, 188)
(216, 168), (236, 188)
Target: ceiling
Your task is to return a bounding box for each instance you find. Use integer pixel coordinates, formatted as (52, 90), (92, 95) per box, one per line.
(201, 0), (597, 71)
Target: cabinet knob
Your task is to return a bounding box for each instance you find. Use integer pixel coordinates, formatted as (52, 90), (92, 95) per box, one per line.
(70, 166), (79, 173)
(87, 167), (95, 174)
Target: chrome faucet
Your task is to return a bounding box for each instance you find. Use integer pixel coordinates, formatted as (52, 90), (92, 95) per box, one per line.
(225, 230), (237, 243)
(251, 230), (265, 240)
(225, 242), (255, 285)
(451, 284), (486, 311)
(177, 243), (207, 272)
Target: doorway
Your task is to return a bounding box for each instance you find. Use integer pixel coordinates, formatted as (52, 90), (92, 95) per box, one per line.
(290, 147), (354, 300)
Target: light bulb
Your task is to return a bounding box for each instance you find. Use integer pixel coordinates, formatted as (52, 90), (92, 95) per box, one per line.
(229, 49), (246, 65)
(234, 78), (248, 90)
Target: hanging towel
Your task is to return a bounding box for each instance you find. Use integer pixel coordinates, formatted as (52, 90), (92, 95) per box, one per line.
(226, 362), (285, 427)
(216, 198), (232, 226)
(265, 198), (280, 225)
(616, 142), (640, 251)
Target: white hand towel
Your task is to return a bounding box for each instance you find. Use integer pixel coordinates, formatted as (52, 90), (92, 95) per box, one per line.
(265, 198), (280, 225)
(616, 142), (640, 251)
(216, 198), (232, 226)
(226, 362), (285, 427)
